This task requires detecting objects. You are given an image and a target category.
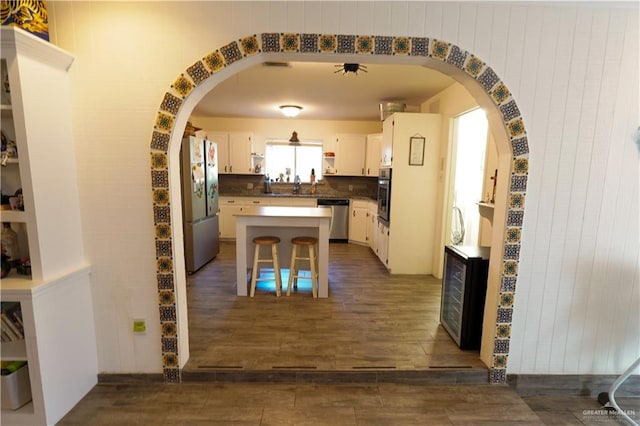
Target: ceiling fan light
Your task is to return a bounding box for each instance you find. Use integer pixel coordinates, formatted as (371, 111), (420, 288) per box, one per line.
(280, 105), (302, 118)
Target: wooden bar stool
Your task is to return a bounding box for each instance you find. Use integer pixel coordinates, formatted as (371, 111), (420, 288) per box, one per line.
(287, 236), (319, 298)
(250, 236), (282, 297)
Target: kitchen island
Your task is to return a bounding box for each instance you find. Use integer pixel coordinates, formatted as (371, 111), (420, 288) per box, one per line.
(234, 206), (332, 298)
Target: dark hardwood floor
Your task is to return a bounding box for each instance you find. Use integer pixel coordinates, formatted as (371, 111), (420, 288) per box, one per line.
(183, 241), (487, 382)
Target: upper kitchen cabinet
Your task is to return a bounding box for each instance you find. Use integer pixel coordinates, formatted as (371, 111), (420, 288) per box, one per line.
(365, 133), (382, 177)
(334, 133), (366, 176)
(332, 133), (381, 177)
(209, 131), (254, 174)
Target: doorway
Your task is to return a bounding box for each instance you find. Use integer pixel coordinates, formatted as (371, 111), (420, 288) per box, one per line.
(449, 108), (490, 247)
(149, 34), (529, 384)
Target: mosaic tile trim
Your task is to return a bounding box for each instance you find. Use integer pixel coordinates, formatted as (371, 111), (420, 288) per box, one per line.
(261, 33), (281, 52)
(151, 170), (169, 189)
(411, 37), (429, 56)
(478, 67), (500, 92)
(220, 41), (243, 64)
(153, 206), (170, 224)
(162, 337), (178, 353)
(430, 39), (449, 60)
(164, 368), (180, 383)
(511, 137), (530, 157)
(149, 33), (531, 385)
(157, 273), (174, 290)
(337, 35), (356, 54)
(155, 240), (172, 258)
(319, 34), (337, 52)
(464, 55), (485, 77)
(374, 36), (393, 55)
(154, 112), (175, 132)
(446, 44), (467, 69)
(159, 289), (176, 306)
(203, 51), (225, 73)
(239, 35), (260, 56)
(300, 33), (319, 53)
(186, 61), (210, 85)
(356, 35), (374, 54)
(171, 75), (195, 99)
(493, 354), (508, 369)
(509, 193), (525, 209)
(160, 92), (182, 115)
(497, 307), (514, 322)
(393, 37), (410, 55)
(151, 131), (170, 152)
(156, 256), (173, 274)
(282, 33), (299, 52)
(494, 338), (510, 354)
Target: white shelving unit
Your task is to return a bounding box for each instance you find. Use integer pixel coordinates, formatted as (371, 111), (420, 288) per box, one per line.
(1, 27), (98, 426)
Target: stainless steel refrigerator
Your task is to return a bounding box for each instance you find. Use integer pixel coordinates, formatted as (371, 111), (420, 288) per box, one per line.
(180, 136), (220, 273)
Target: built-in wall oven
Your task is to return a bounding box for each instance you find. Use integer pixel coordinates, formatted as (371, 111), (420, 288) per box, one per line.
(377, 168), (391, 223)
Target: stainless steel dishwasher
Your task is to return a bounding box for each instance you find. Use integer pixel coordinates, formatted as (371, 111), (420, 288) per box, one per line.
(316, 198), (349, 241)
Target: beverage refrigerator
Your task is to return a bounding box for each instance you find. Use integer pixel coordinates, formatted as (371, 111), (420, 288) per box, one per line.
(440, 245), (490, 350)
(180, 136), (220, 273)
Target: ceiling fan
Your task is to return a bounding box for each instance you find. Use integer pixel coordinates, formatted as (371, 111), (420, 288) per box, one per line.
(334, 63), (368, 75)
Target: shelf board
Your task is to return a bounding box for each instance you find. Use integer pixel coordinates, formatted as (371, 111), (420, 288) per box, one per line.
(1, 400), (35, 420)
(0, 339), (27, 361)
(477, 202), (495, 209)
(0, 210), (27, 222)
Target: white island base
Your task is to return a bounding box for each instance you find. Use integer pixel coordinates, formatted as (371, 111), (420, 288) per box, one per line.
(234, 206), (332, 298)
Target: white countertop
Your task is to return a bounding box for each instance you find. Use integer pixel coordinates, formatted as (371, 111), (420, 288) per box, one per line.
(234, 206), (332, 219)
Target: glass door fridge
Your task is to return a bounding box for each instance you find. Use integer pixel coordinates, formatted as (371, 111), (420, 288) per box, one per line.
(440, 245), (490, 350)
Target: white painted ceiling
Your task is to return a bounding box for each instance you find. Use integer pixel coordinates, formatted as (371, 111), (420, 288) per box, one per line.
(192, 61), (456, 121)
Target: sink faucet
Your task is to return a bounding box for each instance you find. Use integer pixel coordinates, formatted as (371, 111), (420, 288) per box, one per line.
(293, 175), (301, 194)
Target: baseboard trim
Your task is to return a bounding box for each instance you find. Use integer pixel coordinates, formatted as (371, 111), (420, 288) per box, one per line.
(507, 374), (640, 397)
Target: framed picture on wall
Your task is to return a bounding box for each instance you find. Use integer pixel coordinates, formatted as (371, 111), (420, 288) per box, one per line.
(409, 136), (425, 166)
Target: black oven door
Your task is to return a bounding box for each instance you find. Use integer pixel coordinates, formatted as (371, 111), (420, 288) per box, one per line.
(377, 169), (391, 223)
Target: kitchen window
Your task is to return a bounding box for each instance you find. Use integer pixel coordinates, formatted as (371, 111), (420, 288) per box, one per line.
(265, 139), (323, 183)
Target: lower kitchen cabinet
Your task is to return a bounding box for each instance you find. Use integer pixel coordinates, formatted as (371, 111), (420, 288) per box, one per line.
(367, 201), (377, 251)
(348, 200), (368, 244)
(376, 219), (389, 268)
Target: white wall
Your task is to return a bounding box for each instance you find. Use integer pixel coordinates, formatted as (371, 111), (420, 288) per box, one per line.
(47, 1), (639, 375)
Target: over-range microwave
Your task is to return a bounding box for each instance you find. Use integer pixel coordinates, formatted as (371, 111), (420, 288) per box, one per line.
(377, 168), (391, 223)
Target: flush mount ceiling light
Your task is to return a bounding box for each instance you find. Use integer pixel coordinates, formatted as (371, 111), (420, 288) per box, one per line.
(334, 63), (368, 75)
(280, 105), (303, 118)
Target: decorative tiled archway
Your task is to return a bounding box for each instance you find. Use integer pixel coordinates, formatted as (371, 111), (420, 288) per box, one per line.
(149, 34), (529, 384)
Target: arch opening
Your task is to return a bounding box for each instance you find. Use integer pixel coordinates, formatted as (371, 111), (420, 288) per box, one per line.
(150, 34), (529, 385)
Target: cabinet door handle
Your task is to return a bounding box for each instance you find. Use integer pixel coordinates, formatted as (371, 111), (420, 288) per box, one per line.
(361, 168), (364, 175)
(230, 165), (233, 172)
(253, 201), (260, 204)
(353, 210), (356, 217)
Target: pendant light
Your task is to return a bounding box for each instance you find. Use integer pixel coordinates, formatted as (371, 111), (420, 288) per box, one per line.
(289, 131), (300, 144)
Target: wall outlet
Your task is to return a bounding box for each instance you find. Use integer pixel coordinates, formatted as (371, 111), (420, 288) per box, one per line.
(349, 185), (354, 192)
(133, 319), (146, 333)
(247, 183), (254, 189)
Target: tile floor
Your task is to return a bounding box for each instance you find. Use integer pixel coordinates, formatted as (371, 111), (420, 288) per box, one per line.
(57, 242), (638, 425)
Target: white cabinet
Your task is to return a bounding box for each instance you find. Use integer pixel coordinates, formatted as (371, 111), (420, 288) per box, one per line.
(209, 132), (254, 174)
(366, 201), (378, 251)
(376, 219), (389, 267)
(219, 196), (315, 238)
(348, 199), (368, 244)
(334, 134), (366, 176)
(0, 27), (97, 426)
(218, 197), (245, 239)
(365, 133), (382, 177)
(381, 120), (394, 167)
